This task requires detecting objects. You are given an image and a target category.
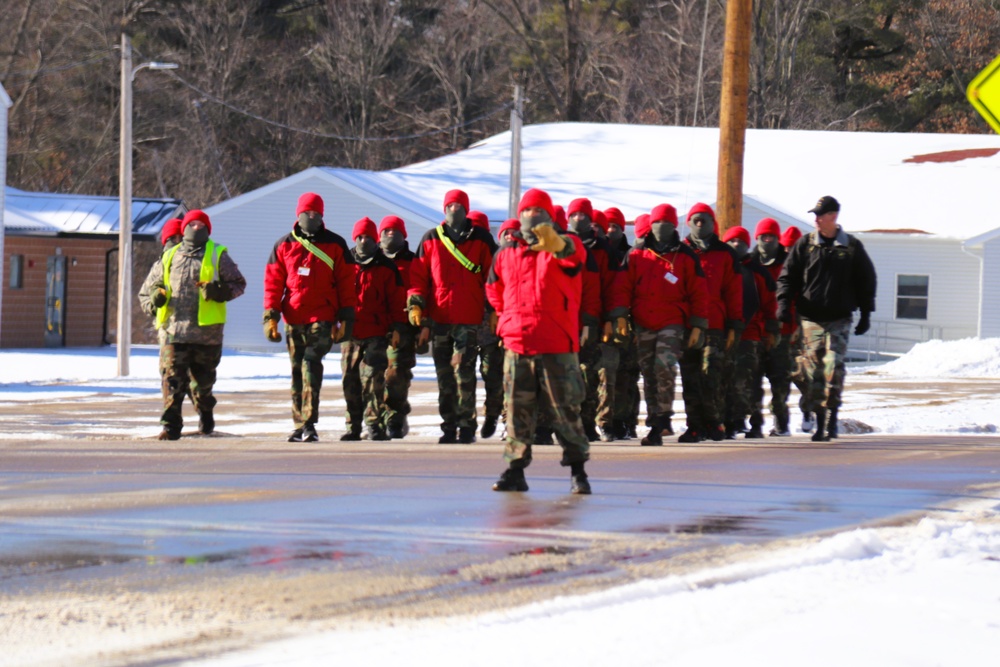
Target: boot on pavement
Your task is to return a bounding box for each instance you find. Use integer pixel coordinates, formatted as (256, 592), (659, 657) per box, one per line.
(458, 426), (477, 444)
(570, 463), (591, 495)
(492, 467), (529, 492)
(827, 409), (839, 439)
(640, 425), (663, 447)
(480, 415), (499, 439)
(438, 428), (458, 444)
(198, 411), (214, 435)
(302, 424), (319, 442)
(158, 427), (181, 441)
(811, 409), (829, 442)
(340, 426), (361, 441)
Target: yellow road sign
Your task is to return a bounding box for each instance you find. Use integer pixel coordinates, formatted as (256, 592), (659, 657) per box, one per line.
(968, 53), (1000, 134)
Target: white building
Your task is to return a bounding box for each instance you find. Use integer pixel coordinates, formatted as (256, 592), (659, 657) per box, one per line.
(206, 123), (1000, 356)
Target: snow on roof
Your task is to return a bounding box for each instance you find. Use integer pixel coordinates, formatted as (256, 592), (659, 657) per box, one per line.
(3, 187), (182, 237)
(377, 122), (1000, 240)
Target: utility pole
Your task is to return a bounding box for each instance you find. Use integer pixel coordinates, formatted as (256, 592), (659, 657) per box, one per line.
(117, 32), (133, 377)
(508, 83), (524, 218)
(716, 0), (752, 235)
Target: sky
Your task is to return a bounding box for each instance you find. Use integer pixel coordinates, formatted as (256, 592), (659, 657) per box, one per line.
(1, 338), (999, 665)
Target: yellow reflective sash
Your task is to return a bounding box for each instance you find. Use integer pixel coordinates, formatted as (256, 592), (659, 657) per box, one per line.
(435, 225), (481, 274)
(156, 241), (227, 329)
(292, 231), (335, 271)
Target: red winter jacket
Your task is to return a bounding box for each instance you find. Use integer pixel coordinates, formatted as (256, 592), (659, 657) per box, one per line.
(752, 246), (797, 336)
(740, 255), (779, 342)
(683, 236), (744, 331)
(619, 237), (710, 332)
(264, 225), (357, 325)
(407, 224), (494, 325)
(385, 245), (415, 293)
(352, 251), (407, 340)
(583, 236), (627, 320)
(486, 234), (586, 355)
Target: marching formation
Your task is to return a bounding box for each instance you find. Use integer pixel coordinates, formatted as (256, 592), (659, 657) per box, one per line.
(140, 189), (877, 495)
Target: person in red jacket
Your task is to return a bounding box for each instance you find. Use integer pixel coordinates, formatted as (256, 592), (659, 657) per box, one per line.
(340, 217), (406, 442)
(779, 225), (813, 433)
(407, 189), (494, 444)
(468, 210), (504, 439)
(679, 203), (744, 442)
(722, 225), (779, 439)
(263, 192), (357, 443)
(751, 218), (794, 436)
(378, 215), (417, 439)
(487, 188), (591, 495)
(616, 203), (709, 445)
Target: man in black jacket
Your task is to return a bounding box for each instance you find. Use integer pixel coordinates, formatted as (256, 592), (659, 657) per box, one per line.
(776, 196), (877, 442)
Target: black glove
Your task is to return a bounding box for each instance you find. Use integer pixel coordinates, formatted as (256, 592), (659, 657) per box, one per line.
(776, 303), (791, 324)
(152, 288), (168, 308)
(854, 311), (871, 336)
(202, 281), (231, 302)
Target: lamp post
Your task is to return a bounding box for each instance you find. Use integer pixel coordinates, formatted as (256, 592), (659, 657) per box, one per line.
(117, 32), (178, 377)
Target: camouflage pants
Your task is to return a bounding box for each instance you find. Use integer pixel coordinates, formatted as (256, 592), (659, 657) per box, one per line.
(679, 329), (726, 430)
(635, 325), (683, 427)
(503, 350), (589, 469)
(160, 343), (222, 431)
(342, 336), (389, 430)
(596, 342), (619, 428)
(788, 329), (809, 412)
(613, 333), (641, 427)
(384, 326), (417, 429)
(479, 339), (504, 419)
(724, 339), (762, 427)
(758, 335), (792, 428)
(431, 323), (478, 431)
(286, 321), (334, 429)
(798, 318), (851, 413)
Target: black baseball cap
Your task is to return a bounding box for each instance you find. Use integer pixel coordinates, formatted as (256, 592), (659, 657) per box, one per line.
(808, 196), (840, 215)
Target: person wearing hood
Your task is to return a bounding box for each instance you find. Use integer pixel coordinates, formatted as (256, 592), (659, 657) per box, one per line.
(750, 218), (794, 436)
(615, 203), (709, 446)
(160, 217), (183, 250)
(340, 217), (407, 442)
(776, 196), (877, 442)
(468, 211), (504, 439)
(379, 215), (418, 439)
(263, 192), (358, 443)
(139, 210), (246, 440)
(566, 197), (626, 443)
(679, 203), (745, 442)
(722, 225), (779, 439)
(407, 189), (494, 444)
(486, 188), (592, 494)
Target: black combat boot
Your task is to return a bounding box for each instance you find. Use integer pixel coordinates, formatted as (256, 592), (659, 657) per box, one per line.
(198, 411), (214, 435)
(458, 426), (477, 444)
(340, 426), (361, 441)
(640, 425), (663, 447)
(158, 427), (181, 441)
(583, 420), (600, 442)
(827, 409), (839, 439)
(678, 425), (701, 443)
(366, 424), (390, 441)
(438, 427), (458, 444)
(570, 462), (592, 495)
(745, 424), (764, 439)
(708, 423), (726, 441)
(301, 424), (319, 442)
(386, 422), (405, 439)
(480, 415), (499, 439)
(492, 467), (529, 492)
(811, 409), (829, 442)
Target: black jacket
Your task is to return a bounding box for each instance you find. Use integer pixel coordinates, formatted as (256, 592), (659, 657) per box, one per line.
(776, 228), (877, 322)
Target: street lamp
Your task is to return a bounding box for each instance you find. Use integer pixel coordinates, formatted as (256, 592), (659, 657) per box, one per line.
(117, 33), (178, 376)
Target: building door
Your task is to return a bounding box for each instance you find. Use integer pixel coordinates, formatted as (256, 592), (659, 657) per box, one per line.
(45, 255), (67, 347)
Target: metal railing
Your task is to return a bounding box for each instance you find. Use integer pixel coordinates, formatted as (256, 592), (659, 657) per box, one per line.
(850, 318), (946, 361)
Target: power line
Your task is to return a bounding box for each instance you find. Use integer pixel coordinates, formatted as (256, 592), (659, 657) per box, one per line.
(3, 50), (116, 81)
(164, 71), (513, 142)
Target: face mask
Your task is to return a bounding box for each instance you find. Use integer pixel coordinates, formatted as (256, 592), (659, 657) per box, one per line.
(355, 237), (377, 259)
(445, 207), (468, 231)
(380, 231), (404, 254)
(608, 228), (624, 246)
(183, 225), (209, 247)
(569, 215), (592, 240)
(650, 222), (676, 246)
(727, 239), (750, 256)
(757, 237), (779, 258)
(519, 210), (552, 244)
(689, 214), (715, 241)
(298, 212), (323, 236)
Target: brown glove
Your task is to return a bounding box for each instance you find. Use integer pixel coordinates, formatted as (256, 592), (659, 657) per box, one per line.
(390, 330), (401, 349)
(615, 316), (629, 339)
(725, 328), (736, 352)
(687, 327), (703, 350)
(264, 319), (282, 343)
(529, 223), (567, 254)
(601, 321), (613, 343)
(408, 305), (423, 327)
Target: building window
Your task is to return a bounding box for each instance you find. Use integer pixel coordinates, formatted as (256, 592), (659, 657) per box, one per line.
(9, 254), (24, 289)
(896, 274), (928, 320)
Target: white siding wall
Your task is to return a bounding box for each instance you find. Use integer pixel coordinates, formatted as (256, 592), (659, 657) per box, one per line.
(979, 237), (1000, 338)
(854, 235), (979, 355)
(208, 175), (436, 351)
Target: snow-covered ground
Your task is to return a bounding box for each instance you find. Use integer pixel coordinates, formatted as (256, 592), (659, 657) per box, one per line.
(1, 338), (999, 666)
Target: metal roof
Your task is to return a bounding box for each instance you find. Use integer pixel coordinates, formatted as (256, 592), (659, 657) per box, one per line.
(3, 186), (182, 237)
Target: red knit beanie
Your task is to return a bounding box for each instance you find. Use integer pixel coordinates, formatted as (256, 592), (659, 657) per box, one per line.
(592, 209), (609, 234)
(567, 198), (593, 219)
(687, 202), (718, 233)
(352, 216), (377, 241)
(755, 217), (781, 239)
(604, 207), (626, 229)
(296, 192), (324, 216)
(553, 205), (568, 231)
(182, 209), (211, 235)
(634, 213), (651, 239)
(468, 210), (490, 230)
(518, 188), (556, 223)
(780, 226), (803, 248)
(443, 189), (470, 213)
(378, 215), (407, 239)
(499, 218), (520, 238)
(161, 218), (182, 245)
(722, 226), (751, 246)
(650, 203), (678, 226)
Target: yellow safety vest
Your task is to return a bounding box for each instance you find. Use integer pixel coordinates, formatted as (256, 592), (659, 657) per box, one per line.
(156, 241), (227, 329)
